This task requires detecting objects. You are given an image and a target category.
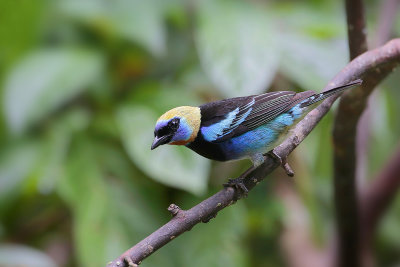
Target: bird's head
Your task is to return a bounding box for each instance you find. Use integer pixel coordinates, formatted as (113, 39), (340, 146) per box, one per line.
(151, 106), (201, 150)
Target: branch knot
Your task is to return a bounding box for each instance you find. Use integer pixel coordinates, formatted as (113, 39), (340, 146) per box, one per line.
(167, 204), (182, 216)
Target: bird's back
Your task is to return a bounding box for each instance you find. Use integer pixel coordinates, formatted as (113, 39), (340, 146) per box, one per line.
(187, 90), (314, 161)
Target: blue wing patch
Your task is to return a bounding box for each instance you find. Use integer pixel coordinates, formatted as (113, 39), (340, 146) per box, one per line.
(201, 98), (255, 142)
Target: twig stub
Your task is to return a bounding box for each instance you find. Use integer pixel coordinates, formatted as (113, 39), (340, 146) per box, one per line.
(167, 204), (182, 216)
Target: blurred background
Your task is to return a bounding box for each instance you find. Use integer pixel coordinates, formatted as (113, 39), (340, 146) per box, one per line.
(1, 0), (400, 266)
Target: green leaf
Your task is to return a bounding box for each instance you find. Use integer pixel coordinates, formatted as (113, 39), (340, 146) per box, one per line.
(272, 4), (347, 89)
(196, 1), (279, 97)
(0, 142), (40, 208)
(279, 33), (347, 90)
(56, 141), (118, 266)
(116, 104), (210, 195)
(58, 0), (166, 56)
(128, 82), (204, 115)
(171, 199), (248, 267)
(0, 0), (45, 72)
(3, 49), (103, 134)
(30, 109), (90, 195)
(57, 140), (174, 267)
(0, 244), (57, 267)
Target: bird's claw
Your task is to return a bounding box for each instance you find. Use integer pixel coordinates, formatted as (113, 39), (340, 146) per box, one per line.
(267, 150), (295, 177)
(223, 177), (249, 199)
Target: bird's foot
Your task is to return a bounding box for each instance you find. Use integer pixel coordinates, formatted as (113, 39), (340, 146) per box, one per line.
(223, 177), (249, 199)
(267, 150), (295, 177)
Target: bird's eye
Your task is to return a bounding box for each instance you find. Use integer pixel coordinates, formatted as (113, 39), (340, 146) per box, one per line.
(169, 118), (179, 129)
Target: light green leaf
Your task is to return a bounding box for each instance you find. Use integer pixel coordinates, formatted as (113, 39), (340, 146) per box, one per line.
(116, 104), (210, 195)
(279, 33), (347, 90)
(57, 141), (117, 267)
(3, 49), (103, 134)
(58, 0), (166, 56)
(0, 142), (40, 205)
(32, 109), (90, 195)
(196, 1), (279, 97)
(0, 244), (57, 267)
(272, 4), (347, 90)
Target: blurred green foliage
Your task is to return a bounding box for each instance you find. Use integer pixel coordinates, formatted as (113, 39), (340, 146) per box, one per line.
(0, 0), (399, 266)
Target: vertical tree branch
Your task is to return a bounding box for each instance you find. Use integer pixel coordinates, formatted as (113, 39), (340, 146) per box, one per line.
(374, 0), (400, 47)
(333, 1), (368, 266)
(357, 0), (400, 189)
(357, 2), (400, 264)
(345, 0), (368, 60)
(359, 143), (400, 266)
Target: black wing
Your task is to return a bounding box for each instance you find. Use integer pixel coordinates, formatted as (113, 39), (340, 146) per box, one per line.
(199, 91), (313, 143)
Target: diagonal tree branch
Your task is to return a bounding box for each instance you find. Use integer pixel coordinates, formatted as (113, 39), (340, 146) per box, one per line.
(333, 0), (368, 266)
(107, 39), (400, 267)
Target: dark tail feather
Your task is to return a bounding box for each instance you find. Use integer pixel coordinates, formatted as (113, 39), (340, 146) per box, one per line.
(300, 79), (363, 108)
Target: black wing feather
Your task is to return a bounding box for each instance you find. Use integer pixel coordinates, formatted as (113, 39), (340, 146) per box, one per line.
(244, 92), (295, 128)
(199, 96), (251, 127)
(199, 91), (311, 143)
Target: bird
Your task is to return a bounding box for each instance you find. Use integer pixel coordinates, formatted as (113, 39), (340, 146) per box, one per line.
(151, 79), (362, 192)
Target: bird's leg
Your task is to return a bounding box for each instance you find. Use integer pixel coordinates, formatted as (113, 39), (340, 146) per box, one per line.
(224, 166), (258, 200)
(267, 150), (295, 177)
(223, 177), (249, 199)
(238, 164), (257, 178)
(223, 153), (265, 199)
(223, 173), (254, 200)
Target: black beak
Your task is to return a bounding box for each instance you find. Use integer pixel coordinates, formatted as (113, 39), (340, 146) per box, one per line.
(151, 136), (170, 150)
